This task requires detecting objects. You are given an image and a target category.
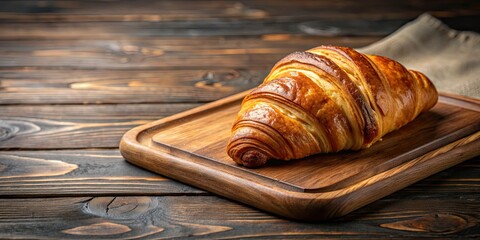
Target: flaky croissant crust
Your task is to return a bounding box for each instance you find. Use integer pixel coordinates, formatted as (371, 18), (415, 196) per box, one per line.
(227, 46), (438, 167)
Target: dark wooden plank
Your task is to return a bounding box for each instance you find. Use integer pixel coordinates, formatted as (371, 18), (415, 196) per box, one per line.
(0, 149), (205, 197)
(1, 14), (478, 40)
(0, 37), (378, 68)
(0, 104), (199, 149)
(0, 36), (372, 55)
(0, 169), (478, 240)
(0, 0), (477, 40)
(0, 39), (293, 68)
(0, 37), (378, 105)
(0, 0), (477, 22)
(0, 69), (268, 104)
(0, 149), (477, 198)
(0, 19), (389, 40)
(0, 0), (269, 21)
(0, 36), (342, 51)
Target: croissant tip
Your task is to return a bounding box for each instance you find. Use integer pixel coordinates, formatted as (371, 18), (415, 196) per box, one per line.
(240, 150), (269, 168)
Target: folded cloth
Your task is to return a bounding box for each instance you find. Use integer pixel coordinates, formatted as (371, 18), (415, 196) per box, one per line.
(359, 13), (480, 99)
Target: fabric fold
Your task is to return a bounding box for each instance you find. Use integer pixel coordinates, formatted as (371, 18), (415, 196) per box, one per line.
(359, 13), (480, 98)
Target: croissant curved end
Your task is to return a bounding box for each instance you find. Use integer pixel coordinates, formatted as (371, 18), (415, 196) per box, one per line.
(239, 149), (269, 168)
(227, 138), (272, 168)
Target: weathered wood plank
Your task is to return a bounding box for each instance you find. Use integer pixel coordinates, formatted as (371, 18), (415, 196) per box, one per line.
(0, 187), (478, 238)
(0, 0), (269, 21)
(0, 150), (477, 197)
(0, 36), (345, 51)
(0, 5), (477, 39)
(0, 150), (205, 196)
(2, 14), (478, 40)
(0, 104), (199, 149)
(0, 40), (293, 68)
(0, 37), (377, 105)
(0, 69), (267, 104)
(0, 36), (377, 50)
(0, 21), (372, 39)
(0, 37), (378, 68)
(0, 0), (477, 22)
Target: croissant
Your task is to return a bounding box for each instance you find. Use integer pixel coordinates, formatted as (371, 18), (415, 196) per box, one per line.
(227, 46), (438, 167)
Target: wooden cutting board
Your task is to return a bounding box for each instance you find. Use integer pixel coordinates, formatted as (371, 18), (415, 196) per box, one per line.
(120, 91), (480, 221)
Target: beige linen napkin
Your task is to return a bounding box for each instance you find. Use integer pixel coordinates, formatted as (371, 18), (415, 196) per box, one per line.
(359, 13), (480, 99)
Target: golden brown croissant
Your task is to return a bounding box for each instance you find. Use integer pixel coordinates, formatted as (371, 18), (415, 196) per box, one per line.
(227, 46), (438, 167)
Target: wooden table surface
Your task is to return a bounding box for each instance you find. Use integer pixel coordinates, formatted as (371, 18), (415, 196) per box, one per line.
(0, 0), (479, 238)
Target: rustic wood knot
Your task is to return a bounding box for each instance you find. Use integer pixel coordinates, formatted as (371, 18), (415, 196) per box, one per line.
(226, 2), (267, 18)
(120, 45), (164, 56)
(0, 120), (20, 141)
(108, 43), (164, 63)
(195, 70), (259, 89)
(0, 120), (40, 141)
(380, 213), (475, 234)
(84, 197), (157, 219)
